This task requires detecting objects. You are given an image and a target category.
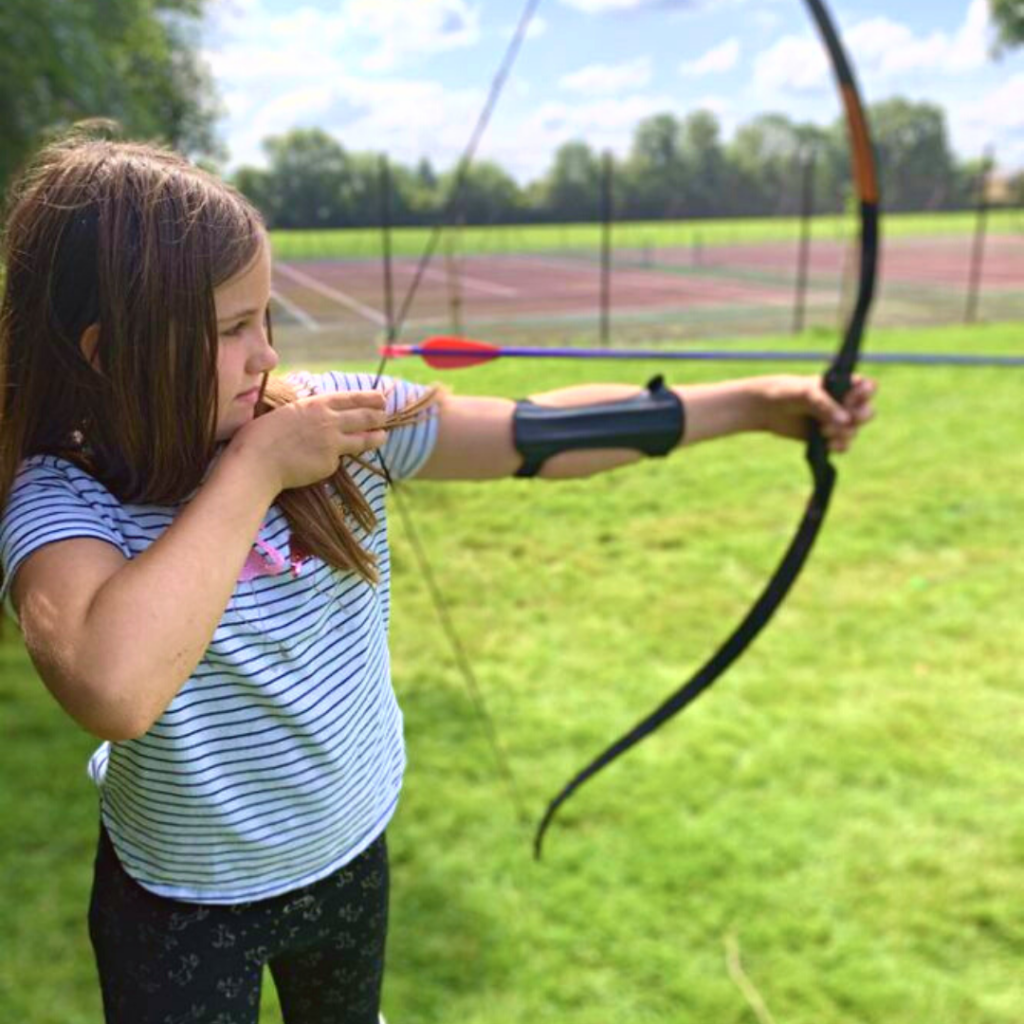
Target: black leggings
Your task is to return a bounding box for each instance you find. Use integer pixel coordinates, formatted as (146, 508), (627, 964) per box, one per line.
(88, 825), (389, 1024)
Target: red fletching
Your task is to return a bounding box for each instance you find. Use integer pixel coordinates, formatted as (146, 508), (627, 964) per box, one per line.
(415, 336), (501, 369)
(380, 336), (501, 369)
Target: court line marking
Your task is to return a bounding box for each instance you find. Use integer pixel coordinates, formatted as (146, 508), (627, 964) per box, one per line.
(270, 288), (320, 332)
(418, 265), (519, 297)
(275, 263), (387, 327)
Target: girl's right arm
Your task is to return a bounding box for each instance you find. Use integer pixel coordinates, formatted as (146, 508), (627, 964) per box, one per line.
(11, 390), (387, 741)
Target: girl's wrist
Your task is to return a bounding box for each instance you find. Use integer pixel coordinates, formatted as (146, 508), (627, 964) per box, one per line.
(744, 377), (775, 433)
(220, 431), (284, 506)
(674, 378), (766, 445)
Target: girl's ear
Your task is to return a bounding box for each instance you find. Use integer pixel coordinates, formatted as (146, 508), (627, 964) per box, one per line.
(80, 323), (101, 369)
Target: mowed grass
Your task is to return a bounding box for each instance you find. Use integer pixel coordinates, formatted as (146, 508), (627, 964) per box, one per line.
(269, 208), (1022, 261)
(0, 322), (1021, 1023)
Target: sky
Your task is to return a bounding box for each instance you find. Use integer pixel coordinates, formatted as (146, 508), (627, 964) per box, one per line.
(202, 0), (1024, 181)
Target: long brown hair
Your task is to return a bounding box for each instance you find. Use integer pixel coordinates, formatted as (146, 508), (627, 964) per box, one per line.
(0, 124), (429, 584)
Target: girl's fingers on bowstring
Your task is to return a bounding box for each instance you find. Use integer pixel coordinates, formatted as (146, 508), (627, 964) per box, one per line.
(336, 404), (388, 433)
(334, 406), (388, 454)
(320, 391), (388, 445)
(241, 391), (389, 490)
(324, 389), (388, 414)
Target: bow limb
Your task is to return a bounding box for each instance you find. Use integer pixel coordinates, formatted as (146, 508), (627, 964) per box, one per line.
(534, 0), (881, 858)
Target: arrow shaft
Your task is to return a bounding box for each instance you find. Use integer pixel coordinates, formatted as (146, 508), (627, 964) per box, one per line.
(391, 344), (1024, 369)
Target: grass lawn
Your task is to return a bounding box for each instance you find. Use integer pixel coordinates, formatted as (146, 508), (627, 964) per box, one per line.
(268, 209), (1022, 261)
(0, 322), (1021, 1022)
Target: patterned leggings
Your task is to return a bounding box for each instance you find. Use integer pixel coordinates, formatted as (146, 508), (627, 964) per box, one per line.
(88, 826), (389, 1024)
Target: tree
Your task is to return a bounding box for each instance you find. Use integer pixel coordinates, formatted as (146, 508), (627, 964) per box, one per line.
(1008, 169), (1024, 205)
(990, 0), (1024, 49)
(415, 158), (438, 192)
(868, 98), (958, 211)
(0, 0), (221, 194)
(536, 141), (603, 222)
(729, 114), (805, 216)
(235, 129), (357, 229)
(439, 161), (524, 224)
(385, 160), (437, 226)
(621, 113), (688, 219)
(678, 110), (727, 217)
(953, 151), (997, 209)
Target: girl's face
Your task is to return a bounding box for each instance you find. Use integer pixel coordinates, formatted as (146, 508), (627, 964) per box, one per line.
(214, 239), (279, 441)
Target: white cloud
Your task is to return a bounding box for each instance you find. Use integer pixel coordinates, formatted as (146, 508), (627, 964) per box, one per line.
(528, 95), (678, 135)
(751, 8), (782, 31)
(206, 0), (482, 83)
(203, 0), (1021, 183)
(753, 0), (993, 95)
(558, 0), (656, 10)
(558, 0), (701, 11)
(847, 0), (989, 76)
(691, 94), (734, 118)
(680, 38), (740, 77)
(559, 57), (653, 95)
(204, 43), (337, 92)
(255, 86), (337, 128)
(480, 92), (679, 179)
(204, 0), (496, 168)
(847, 18), (945, 76)
(224, 75), (489, 171)
(948, 73), (1024, 166)
(345, 0), (481, 72)
(335, 78), (485, 152)
(753, 34), (829, 93)
(204, 5), (349, 83)
(522, 13), (548, 39)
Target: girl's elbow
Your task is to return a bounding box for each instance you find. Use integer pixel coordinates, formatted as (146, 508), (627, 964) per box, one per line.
(84, 709), (153, 743)
(47, 668), (160, 742)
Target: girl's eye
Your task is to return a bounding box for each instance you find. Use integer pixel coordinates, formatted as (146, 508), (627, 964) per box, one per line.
(222, 320), (246, 338)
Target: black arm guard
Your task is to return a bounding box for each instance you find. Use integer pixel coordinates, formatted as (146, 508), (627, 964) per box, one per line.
(513, 375), (685, 478)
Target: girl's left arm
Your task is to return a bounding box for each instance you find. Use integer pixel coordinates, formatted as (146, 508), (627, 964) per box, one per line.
(417, 374), (876, 481)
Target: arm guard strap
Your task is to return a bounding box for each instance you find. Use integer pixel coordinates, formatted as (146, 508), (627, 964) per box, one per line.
(513, 375), (685, 478)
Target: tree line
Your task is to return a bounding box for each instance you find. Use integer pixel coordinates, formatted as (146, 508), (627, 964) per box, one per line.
(233, 100), (995, 230)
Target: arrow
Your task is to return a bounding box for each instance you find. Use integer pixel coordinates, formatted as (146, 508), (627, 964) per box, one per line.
(381, 335), (1024, 370)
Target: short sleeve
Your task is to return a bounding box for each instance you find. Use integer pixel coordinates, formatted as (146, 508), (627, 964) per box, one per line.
(0, 458), (128, 612)
(292, 371), (440, 482)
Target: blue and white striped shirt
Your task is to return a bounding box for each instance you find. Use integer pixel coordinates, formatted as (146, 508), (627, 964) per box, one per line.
(0, 372), (438, 903)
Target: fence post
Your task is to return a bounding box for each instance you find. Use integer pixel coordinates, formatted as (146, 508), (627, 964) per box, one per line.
(378, 154), (396, 342)
(793, 147), (816, 334)
(600, 150), (614, 347)
(445, 215), (464, 338)
(965, 147), (993, 325)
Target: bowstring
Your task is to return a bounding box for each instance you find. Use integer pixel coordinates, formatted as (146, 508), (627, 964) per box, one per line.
(371, 0), (543, 831)
(373, 0), (542, 379)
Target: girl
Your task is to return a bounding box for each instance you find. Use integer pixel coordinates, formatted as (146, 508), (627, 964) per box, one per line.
(0, 128), (875, 1024)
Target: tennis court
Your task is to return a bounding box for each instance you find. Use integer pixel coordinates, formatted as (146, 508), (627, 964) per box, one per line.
(269, 229), (1024, 363)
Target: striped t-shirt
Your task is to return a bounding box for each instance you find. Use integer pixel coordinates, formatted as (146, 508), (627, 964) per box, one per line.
(0, 371), (438, 903)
